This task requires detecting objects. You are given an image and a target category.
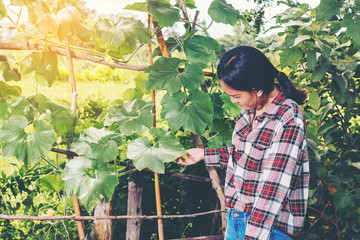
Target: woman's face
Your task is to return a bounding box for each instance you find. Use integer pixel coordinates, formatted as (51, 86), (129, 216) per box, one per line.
(219, 80), (258, 110)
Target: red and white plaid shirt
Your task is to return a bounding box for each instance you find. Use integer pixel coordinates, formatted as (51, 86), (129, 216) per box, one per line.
(205, 92), (309, 240)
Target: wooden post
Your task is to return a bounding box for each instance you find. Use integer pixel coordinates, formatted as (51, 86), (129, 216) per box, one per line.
(65, 39), (86, 240)
(125, 171), (144, 240)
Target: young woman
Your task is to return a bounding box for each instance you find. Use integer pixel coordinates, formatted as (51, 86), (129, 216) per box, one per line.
(177, 46), (309, 240)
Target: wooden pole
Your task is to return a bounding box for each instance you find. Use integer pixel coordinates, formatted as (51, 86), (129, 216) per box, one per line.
(148, 13), (165, 240)
(65, 39), (86, 240)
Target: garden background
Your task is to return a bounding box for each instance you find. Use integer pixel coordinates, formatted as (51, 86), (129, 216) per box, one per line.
(0, 0), (359, 239)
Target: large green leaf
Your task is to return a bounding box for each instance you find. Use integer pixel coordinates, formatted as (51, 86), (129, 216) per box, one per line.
(220, 93), (242, 118)
(62, 156), (118, 212)
(334, 189), (354, 209)
(0, 56), (21, 81)
(104, 99), (153, 136)
(124, 2), (147, 12)
(148, 0), (180, 27)
(308, 91), (321, 110)
(183, 35), (220, 67)
(208, 0), (241, 25)
(279, 47), (303, 69)
(0, 116), (55, 167)
(27, 1), (90, 41)
(38, 174), (65, 193)
(95, 14), (152, 49)
(0, 82), (21, 100)
(341, 14), (360, 44)
(311, 60), (331, 82)
(28, 94), (76, 136)
(145, 57), (204, 93)
(20, 52), (60, 87)
(127, 128), (184, 173)
(161, 90), (213, 136)
(70, 127), (120, 163)
(316, 0), (343, 21)
(56, 6), (91, 42)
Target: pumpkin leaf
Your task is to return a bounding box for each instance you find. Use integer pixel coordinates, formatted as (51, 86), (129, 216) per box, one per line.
(62, 156), (118, 212)
(127, 128), (184, 173)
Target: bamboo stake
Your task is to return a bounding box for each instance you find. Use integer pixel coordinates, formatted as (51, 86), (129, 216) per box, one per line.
(148, 13), (165, 240)
(65, 38), (86, 240)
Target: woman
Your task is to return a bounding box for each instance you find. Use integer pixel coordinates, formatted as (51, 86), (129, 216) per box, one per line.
(177, 46), (309, 240)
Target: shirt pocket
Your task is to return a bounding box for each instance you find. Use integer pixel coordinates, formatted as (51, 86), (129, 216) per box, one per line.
(247, 127), (275, 151)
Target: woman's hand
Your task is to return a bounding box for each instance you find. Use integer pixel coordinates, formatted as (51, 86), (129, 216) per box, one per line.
(176, 148), (205, 166)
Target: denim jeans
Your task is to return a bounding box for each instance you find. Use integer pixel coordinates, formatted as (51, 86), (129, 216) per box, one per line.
(225, 208), (292, 240)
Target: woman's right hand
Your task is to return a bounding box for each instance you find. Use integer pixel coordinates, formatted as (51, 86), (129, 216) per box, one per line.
(176, 148), (205, 166)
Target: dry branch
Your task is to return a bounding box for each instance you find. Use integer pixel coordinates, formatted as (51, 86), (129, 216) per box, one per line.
(0, 210), (224, 221)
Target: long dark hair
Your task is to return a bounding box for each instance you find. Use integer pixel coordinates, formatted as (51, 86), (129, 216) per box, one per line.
(217, 46), (307, 105)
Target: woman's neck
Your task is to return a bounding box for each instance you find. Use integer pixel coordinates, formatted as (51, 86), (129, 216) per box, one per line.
(255, 86), (280, 116)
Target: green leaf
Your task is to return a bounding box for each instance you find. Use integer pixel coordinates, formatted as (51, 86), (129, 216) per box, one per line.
(145, 57), (185, 93)
(293, 35), (311, 47)
(62, 156), (118, 212)
(316, 0), (343, 20)
(308, 91), (321, 110)
(279, 47), (303, 69)
(71, 127), (120, 163)
(307, 48), (317, 70)
(0, 116), (56, 167)
(124, 2), (147, 12)
(319, 103), (334, 122)
(184, 35), (220, 67)
(208, 0), (241, 25)
(122, 88), (143, 102)
(334, 189), (354, 209)
(127, 128), (184, 173)
(0, 81), (22, 100)
(161, 90), (213, 136)
(148, 0), (180, 27)
(145, 57), (204, 93)
(0, 56), (21, 81)
(318, 122), (336, 135)
(104, 99), (153, 136)
(0, 0), (7, 20)
(20, 52), (60, 87)
(311, 60), (331, 82)
(220, 92), (242, 118)
(95, 14), (152, 54)
(28, 94), (76, 135)
(38, 174), (65, 193)
(342, 14), (360, 44)
(56, 6), (91, 42)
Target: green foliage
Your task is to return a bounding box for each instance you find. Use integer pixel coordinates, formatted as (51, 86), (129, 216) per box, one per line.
(208, 0), (241, 25)
(103, 99), (153, 136)
(62, 156), (118, 212)
(161, 90), (213, 136)
(145, 57), (204, 93)
(275, 0), (360, 238)
(20, 52), (60, 87)
(0, 116), (55, 167)
(127, 128), (184, 173)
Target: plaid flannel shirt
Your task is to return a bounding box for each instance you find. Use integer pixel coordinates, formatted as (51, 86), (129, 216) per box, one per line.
(205, 93), (309, 240)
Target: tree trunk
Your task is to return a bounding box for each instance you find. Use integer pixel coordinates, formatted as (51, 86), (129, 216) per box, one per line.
(126, 171), (144, 240)
(90, 199), (113, 240)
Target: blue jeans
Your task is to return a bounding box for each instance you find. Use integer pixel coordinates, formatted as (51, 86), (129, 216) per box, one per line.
(225, 208), (292, 240)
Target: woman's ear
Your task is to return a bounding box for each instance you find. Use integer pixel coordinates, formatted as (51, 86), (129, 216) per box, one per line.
(256, 90), (263, 97)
